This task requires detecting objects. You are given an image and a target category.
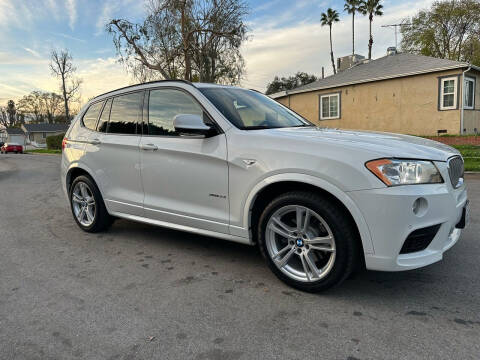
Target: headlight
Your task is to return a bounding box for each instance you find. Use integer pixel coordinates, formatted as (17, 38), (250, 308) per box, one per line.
(366, 159), (443, 186)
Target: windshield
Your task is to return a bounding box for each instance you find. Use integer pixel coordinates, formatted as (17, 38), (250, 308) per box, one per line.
(199, 87), (313, 130)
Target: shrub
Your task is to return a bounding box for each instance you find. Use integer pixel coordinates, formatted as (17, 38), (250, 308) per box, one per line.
(46, 133), (65, 150)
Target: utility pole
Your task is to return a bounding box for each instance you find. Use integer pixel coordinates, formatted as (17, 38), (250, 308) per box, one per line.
(381, 23), (412, 49)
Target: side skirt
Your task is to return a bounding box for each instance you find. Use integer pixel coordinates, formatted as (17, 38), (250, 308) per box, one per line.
(109, 211), (252, 245)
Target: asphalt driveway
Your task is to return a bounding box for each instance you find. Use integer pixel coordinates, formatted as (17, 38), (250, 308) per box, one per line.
(0, 154), (479, 360)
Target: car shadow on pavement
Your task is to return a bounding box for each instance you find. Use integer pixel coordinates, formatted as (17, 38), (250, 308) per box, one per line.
(103, 218), (472, 307)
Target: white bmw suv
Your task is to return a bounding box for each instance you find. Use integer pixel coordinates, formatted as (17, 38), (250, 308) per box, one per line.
(61, 80), (468, 292)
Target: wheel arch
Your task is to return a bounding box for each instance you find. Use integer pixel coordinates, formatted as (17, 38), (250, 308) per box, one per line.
(66, 164), (102, 196)
(245, 174), (374, 255)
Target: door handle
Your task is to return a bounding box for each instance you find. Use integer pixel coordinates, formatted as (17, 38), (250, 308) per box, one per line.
(140, 143), (158, 151)
(89, 138), (101, 145)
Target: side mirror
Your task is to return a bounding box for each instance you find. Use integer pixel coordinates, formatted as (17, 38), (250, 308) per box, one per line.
(173, 114), (213, 137)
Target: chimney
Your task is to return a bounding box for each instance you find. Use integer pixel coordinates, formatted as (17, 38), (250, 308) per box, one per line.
(321, 67), (324, 79)
(336, 54), (365, 72)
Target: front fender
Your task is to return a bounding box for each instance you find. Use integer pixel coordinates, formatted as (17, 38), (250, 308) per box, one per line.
(233, 173), (374, 254)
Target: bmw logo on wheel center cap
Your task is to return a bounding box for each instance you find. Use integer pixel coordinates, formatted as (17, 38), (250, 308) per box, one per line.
(296, 238), (304, 247)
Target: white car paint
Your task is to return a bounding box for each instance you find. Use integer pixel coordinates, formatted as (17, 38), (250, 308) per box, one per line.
(61, 81), (467, 273)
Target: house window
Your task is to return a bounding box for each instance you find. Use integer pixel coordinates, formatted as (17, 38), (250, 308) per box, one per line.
(464, 77), (475, 109)
(42, 132), (46, 139)
(320, 93), (340, 120)
(439, 77), (457, 110)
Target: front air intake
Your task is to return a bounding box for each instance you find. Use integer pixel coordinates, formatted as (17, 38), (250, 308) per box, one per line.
(400, 224), (441, 254)
(448, 156), (464, 189)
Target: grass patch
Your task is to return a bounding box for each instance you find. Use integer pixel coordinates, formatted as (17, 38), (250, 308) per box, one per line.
(27, 149), (62, 154)
(452, 145), (480, 172)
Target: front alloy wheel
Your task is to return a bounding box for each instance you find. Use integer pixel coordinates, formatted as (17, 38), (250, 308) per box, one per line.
(258, 191), (359, 292)
(265, 205), (336, 282)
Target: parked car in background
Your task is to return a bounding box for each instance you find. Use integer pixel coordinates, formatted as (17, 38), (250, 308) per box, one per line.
(61, 80), (468, 292)
(1, 143), (23, 154)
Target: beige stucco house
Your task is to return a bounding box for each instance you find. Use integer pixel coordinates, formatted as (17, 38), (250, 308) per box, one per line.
(271, 53), (480, 135)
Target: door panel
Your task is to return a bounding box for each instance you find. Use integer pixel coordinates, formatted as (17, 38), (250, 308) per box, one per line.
(140, 88), (229, 234)
(141, 134), (229, 233)
(85, 92), (144, 216)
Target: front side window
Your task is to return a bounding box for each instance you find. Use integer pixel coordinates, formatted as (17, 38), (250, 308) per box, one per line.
(107, 92), (143, 135)
(199, 87), (312, 130)
(148, 89), (203, 136)
(464, 77), (475, 109)
(440, 77), (457, 110)
(82, 101), (104, 130)
(320, 93), (340, 120)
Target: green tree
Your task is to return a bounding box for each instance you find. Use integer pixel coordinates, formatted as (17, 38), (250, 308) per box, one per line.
(321, 8), (340, 74)
(359, 0), (383, 60)
(400, 0), (480, 65)
(266, 72), (318, 95)
(344, 0), (361, 56)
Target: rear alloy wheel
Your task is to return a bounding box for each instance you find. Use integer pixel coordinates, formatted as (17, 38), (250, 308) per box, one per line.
(258, 191), (359, 292)
(69, 175), (113, 233)
(72, 181), (97, 227)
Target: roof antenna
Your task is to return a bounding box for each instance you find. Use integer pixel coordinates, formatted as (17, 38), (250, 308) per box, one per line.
(381, 23), (411, 49)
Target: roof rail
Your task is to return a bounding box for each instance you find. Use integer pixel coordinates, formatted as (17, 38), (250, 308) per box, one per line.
(93, 79), (194, 100)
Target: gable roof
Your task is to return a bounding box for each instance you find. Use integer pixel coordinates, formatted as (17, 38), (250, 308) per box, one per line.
(270, 53), (478, 99)
(22, 123), (69, 133)
(3, 127), (25, 135)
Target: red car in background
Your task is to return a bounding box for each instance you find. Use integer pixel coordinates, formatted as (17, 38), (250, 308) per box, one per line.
(1, 143), (23, 154)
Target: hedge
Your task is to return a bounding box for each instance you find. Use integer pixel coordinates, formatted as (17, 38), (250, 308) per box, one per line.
(46, 133), (65, 150)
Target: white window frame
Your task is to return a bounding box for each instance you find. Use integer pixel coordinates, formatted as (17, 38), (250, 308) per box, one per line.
(464, 76), (475, 110)
(320, 93), (340, 120)
(440, 76), (458, 110)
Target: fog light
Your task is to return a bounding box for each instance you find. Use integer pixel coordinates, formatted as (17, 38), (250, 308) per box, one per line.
(412, 197), (428, 217)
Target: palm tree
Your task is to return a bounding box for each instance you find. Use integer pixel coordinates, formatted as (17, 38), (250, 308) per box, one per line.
(320, 8), (340, 74)
(359, 0), (383, 60)
(344, 0), (361, 56)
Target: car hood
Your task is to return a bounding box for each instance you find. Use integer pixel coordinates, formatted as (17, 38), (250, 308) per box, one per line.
(268, 127), (459, 162)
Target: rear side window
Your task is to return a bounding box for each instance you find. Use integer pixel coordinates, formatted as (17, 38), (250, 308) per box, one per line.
(107, 92), (144, 135)
(82, 101), (104, 130)
(148, 89), (203, 136)
(97, 98), (112, 133)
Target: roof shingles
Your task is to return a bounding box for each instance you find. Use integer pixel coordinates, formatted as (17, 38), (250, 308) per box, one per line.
(22, 123), (69, 133)
(271, 53), (471, 98)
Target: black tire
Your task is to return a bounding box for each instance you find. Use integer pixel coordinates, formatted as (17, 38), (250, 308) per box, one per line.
(257, 191), (360, 292)
(69, 175), (113, 233)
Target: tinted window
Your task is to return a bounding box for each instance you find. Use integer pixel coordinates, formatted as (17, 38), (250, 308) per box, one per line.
(97, 98), (111, 133)
(148, 89), (203, 136)
(107, 92), (143, 135)
(82, 101), (104, 130)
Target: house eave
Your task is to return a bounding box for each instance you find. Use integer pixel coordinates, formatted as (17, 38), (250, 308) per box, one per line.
(270, 64), (470, 99)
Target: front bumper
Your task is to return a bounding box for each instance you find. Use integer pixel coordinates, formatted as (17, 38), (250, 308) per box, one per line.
(349, 161), (468, 272)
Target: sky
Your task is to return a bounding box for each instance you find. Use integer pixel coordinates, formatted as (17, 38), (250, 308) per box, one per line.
(0, 0), (435, 105)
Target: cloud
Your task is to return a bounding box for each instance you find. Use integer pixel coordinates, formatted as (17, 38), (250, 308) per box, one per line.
(96, 0), (146, 36)
(0, 53), (132, 105)
(66, 0), (77, 30)
(52, 32), (86, 43)
(241, 0), (435, 91)
(23, 48), (41, 58)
